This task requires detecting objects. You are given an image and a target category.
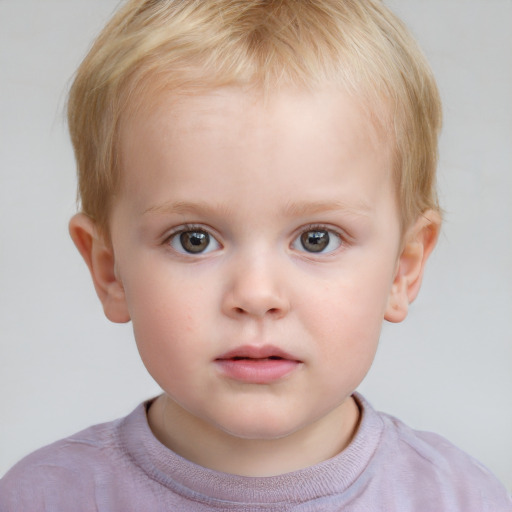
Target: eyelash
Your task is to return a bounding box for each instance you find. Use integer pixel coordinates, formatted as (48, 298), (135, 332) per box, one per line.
(292, 224), (345, 255)
(165, 224), (221, 255)
(164, 223), (346, 256)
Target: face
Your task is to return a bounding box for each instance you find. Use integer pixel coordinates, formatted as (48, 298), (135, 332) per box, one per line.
(109, 86), (402, 440)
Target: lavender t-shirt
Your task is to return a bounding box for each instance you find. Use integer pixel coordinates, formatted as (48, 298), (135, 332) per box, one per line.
(1, 393), (511, 511)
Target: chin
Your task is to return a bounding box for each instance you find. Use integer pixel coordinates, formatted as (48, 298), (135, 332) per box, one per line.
(215, 413), (307, 441)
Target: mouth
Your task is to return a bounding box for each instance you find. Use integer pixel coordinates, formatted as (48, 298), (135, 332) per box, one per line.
(230, 355), (286, 361)
(216, 345), (300, 361)
(214, 345), (302, 384)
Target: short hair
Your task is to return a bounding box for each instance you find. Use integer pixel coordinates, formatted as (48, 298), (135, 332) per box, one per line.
(68, 0), (442, 236)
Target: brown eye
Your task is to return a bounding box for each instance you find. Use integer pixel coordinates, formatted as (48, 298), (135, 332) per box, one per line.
(180, 231), (210, 253)
(169, 228), (220, 255)
(300, 230), (330, 252)
(293, 228), (342, 254)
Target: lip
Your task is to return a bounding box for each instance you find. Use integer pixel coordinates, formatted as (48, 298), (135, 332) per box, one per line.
(214, 345), (302, 384)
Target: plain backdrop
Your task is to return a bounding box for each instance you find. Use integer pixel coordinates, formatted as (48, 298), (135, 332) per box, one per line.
(1, 0), (511, 491)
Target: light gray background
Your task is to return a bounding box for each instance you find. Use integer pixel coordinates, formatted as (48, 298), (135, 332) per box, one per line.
(1, 0), (511, 491)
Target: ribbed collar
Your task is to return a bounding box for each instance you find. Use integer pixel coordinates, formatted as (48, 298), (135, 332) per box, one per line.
(118, 393), (383, 507)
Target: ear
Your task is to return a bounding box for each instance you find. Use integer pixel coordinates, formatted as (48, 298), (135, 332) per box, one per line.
(69, 213), (131, 323)
(384, 210), (441, 323)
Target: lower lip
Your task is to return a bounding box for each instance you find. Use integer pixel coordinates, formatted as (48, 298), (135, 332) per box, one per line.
(215, 358), (300, 384)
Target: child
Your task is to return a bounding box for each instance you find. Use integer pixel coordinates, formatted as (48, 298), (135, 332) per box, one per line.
(1, 0), (511, 509)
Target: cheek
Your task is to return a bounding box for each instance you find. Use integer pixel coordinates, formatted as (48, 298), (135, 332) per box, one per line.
(130, 300), (208, 397)
(125, 261), (208, 322)
(123, 269), (212, 363)
(302, 269), (391, 354)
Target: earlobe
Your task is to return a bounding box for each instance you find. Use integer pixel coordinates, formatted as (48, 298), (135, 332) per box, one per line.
(384, 210), (441, 323)
(385, 274), (410, 323)
(69, 213), (131, 323)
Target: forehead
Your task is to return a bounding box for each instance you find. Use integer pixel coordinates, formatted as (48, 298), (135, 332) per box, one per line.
(114, 85), (397, 227)
(119, 83), (393, 166)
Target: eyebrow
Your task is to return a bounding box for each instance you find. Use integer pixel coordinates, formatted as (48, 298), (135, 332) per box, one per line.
(144, 199), (372, 219)
(281, 200), (373, 218)
(143, 200), (236, 218)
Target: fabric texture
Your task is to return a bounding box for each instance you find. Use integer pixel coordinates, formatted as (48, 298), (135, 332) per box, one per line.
(1, 393), (511, 511)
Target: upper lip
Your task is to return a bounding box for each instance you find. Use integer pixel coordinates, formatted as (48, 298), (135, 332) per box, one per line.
(215, 345), (301, 362)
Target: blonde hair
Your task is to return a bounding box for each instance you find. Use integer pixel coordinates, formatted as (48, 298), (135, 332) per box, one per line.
(68, 0), (442, 235)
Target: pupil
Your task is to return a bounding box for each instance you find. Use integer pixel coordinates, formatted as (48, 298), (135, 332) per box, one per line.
(301, 230), (329, 252)
(181, 231), (209, 253)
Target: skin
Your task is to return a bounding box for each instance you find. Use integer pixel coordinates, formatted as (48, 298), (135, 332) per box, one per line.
(70, 86), (439, 477)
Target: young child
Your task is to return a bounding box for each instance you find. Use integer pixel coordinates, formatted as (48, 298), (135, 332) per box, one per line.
(1, 0), (511, 510)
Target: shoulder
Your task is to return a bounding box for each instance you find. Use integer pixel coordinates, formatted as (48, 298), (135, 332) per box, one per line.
(0, 410), (136, 511)
(371, 403), (512, 511)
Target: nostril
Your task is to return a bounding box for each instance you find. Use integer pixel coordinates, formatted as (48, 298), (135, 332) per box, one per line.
(225, 291), (290, 318)
(232, 306), (281, 316)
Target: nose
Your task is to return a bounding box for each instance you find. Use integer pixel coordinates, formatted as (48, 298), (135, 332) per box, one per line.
(221, 252), (290, 320)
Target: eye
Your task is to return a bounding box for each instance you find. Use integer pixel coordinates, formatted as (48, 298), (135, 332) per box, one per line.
(169, 228), (221, 255)
(292, 228), (342, 254)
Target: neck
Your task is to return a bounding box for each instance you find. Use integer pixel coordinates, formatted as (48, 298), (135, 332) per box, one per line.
(148, 394), (360, 477)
